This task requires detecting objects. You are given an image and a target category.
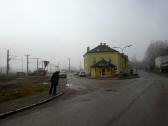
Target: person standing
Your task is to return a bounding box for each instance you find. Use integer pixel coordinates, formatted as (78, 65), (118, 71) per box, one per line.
(49, 71), (60, 95)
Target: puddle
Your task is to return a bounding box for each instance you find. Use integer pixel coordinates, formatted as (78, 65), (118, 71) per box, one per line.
(66, 83), (73, 87)
(43, 82), (49, 85)
(105, 89), (118, 92)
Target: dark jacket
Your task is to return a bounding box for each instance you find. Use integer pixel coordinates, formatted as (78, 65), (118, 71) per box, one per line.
(50, 72), (59, 85)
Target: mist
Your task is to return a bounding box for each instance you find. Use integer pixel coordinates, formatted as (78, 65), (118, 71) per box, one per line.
(0, 0), (168, 72)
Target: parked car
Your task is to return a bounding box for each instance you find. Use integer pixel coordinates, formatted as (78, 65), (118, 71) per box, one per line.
(74, 72), (79, 76)
(79, 71), (86, 77)
(59, 71), (67, 78)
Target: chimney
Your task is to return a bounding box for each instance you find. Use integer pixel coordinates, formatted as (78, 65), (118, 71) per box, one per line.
(87, 47), (90, 52)
(104, 43), (106, 45)
(100, 43), (103, 45)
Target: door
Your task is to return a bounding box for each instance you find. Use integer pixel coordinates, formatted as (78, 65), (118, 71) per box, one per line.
(101, 68), (106, 77)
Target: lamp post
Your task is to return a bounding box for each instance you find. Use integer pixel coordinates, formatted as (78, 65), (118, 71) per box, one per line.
(113, 44), (132, 53)
(113, 45), (132, 73)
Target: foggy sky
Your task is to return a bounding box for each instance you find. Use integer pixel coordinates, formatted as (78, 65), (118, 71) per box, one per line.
(0, 0), (168, 72)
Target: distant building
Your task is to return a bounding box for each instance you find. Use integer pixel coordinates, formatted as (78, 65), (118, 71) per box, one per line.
(155, 56), (168, 72)
(83, 43), (128, 78)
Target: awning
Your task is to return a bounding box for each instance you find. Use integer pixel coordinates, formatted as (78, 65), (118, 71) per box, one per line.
(91, 59), (116, 68)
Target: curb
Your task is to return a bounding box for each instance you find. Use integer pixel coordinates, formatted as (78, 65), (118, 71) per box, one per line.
(0, 92), (64, 120)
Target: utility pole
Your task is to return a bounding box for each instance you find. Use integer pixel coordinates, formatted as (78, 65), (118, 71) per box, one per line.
(6, 49), (10, 75)
(25, 54), (30, 74)
(30, 58), (40, 71)
(6, 49), (18, 75)
(68, 58), (71, 72)
(21, 57), (23, 72)
(37, 58), (39, 70)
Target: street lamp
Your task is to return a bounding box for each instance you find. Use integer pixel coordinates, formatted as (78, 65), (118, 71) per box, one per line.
(113, 44), (132, 53)
(113, 45), (132, 73)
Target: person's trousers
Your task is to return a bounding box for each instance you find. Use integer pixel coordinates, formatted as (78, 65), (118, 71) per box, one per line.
(49, 83), (58, 95)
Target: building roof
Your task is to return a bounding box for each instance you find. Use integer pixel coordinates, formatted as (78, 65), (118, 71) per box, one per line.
(87, 43), (118, 53)
(91, 59), (116, 68)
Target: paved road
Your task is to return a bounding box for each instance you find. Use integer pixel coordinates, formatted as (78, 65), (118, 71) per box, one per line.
(0, 71), (168, 126)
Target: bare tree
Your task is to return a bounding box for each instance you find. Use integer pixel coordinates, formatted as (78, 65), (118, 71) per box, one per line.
(144, 40), (168, 70)
(129, 55), (144, 70)
(129, 55), (138, 68)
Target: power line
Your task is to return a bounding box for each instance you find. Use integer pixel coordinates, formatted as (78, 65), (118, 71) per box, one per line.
(29, 58), (41, 70)
(21, 57), (23, 72)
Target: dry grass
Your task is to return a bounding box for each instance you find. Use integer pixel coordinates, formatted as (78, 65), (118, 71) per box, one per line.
(0, 85), (49, 103)
(0, 75), (17, 82)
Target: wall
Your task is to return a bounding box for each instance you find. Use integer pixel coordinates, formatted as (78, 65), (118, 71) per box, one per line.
(155, 56), (168, 72)
(84, 52), (128, 74)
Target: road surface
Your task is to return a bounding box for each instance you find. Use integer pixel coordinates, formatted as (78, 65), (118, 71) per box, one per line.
(0, 71), (168, 126)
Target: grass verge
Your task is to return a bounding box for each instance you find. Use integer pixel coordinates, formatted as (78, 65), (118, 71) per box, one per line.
(0, 75), (17, 82)
(0, 86), (49, 103)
